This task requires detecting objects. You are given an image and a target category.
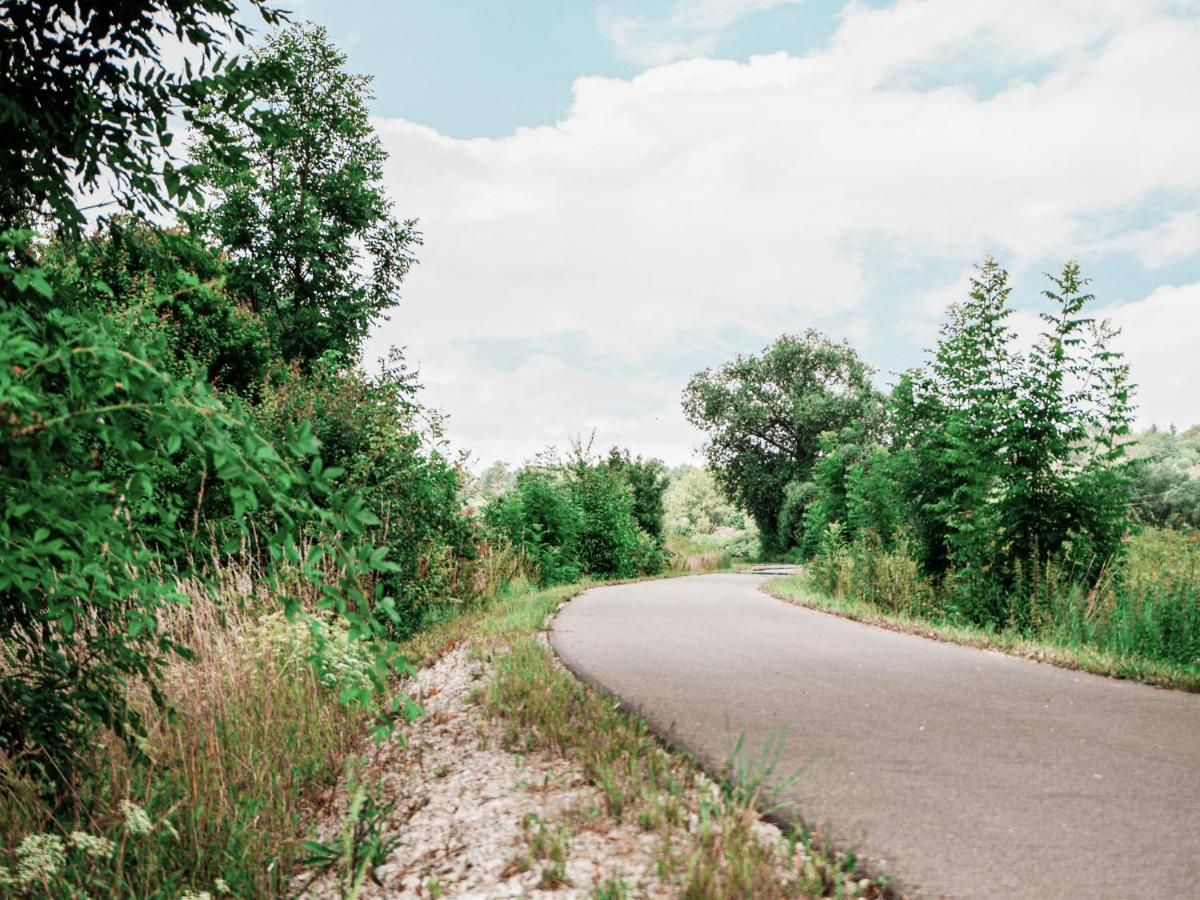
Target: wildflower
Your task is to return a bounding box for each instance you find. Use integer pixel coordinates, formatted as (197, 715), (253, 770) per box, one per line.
(214, 877), (231, 894)
(120, 799), (153, 835)
(0, 864), (13, 886)
(15, 833), (66, 884)
(180, 892), (213, 900)
(69, 830), (116, 858)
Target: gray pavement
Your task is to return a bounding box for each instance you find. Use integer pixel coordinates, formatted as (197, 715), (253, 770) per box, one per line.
(549, 573), (1200, 899)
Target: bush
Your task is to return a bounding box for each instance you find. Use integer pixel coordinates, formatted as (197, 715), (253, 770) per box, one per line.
(0, 231), (394, 791)
(483, 451), (666, 586)
(253, 350), (476, 637)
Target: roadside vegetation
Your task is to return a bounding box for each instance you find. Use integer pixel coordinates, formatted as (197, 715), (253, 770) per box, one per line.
(687, 263), (1200, 688)
(401, 578), (883, 898)
(0, 4), (667, 895)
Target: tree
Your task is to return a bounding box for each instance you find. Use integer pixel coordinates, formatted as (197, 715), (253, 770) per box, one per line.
(1127, 426), (1200, 529)
(188, 22), (420, 367)
(664, 467), (743, 534)
(605, 447), (670, 542)
(0, 3), (404, 787)
(0, 0), (280, 230)
(893, 259), (1134, 623)
(682, 330), (883, 557)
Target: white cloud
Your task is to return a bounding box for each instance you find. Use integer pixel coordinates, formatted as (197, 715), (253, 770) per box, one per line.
(369, 0), (1200, 465)
(598, 0), (804, 66)
(1104, 283), (1200, 429)
(1099, 211), (1200, 269)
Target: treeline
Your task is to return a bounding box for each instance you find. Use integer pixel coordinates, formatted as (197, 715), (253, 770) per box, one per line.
(1, 5), (666, 894)
(687, 261), (1200, 670)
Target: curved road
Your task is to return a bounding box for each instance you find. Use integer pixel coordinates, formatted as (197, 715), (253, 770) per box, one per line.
(550, 572), (1200, 899)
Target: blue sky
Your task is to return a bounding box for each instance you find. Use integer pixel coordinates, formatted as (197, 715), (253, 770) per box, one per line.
(294, 0), (863, 136)
(287, 0), (1200, 466)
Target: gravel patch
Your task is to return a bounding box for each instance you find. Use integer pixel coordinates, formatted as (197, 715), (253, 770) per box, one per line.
(299, 645), (676, 898)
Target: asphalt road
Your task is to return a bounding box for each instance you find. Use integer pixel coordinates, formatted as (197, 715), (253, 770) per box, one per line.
(549, 572), (1200, 899)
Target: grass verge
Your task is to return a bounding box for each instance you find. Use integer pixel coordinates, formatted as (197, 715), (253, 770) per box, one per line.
(405, 577), (885, 898)
(764, 573), (1200, 692)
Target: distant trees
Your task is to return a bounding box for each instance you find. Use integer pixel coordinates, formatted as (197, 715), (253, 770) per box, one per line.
(664, 467), (744, 534)
(1128, 426), (1200, 530)
(682, 330), (883, 557)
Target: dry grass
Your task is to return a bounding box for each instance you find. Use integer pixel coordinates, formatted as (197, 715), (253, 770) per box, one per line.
(0, 559), (374, 898)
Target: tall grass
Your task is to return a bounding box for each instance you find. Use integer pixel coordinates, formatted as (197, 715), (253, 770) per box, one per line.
(799, 527), (1200, 686)
(0, 560), (373, 898)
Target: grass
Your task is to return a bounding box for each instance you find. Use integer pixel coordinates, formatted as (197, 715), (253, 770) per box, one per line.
(406, 575), (883, 898)
(0, 561), (374, 898)
(766, 528), (1200, 692)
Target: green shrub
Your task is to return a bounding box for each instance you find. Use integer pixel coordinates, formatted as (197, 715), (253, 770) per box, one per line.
(483, 451), (666, 586)
(0, 231), (394, 790)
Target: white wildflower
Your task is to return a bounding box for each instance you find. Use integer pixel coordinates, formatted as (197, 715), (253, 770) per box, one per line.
(120, 799), (153, 835)
(180, 891), (213, 900)
(69, 830), (116, 858)
(214, 877), (231, 894)
(15, 833), (65, 883)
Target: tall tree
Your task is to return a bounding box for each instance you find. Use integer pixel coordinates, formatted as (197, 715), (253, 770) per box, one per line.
(682, 330), (883, 557)
(894, 260), (1134, 620)
(189, 22), (419, 367)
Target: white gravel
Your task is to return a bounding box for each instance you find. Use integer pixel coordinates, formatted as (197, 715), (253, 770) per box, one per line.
(299, 645), (679, 898)
(298, 638), (865, 899)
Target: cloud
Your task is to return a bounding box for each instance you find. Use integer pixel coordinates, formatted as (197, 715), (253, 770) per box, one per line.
(1104, 282), (1200, 429)
(598, 0), (804, 66)
(368, 0), (1200, 465)
(1098, 211), (1200, 270)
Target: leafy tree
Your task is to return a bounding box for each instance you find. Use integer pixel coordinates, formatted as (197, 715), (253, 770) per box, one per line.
(255, 350), (475, 636)
(188, 22), (420, 367)
(664, 467), (744, 534)
(892, 259), (1134, 623)
(682, 330), (883, 557)
(0, 234), (393, 785)
(1127, 426), (1200, 530)
(0, 2), (411, 790)
(0, 0), (281, 230)
(484, 470), (582, 586)
(484, 450), (665, 586)
(41, 219), (275, 397)
(604, 447), (670, 542)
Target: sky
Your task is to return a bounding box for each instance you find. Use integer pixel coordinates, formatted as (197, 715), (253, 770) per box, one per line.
(286, 0), (1200, 468)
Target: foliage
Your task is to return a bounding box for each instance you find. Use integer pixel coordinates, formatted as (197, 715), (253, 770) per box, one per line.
(483, 470), (583, 586)
(483, 449), (666, 586)
(682, 330), (883, 558)
(888, 260), (1133, 623)
(0, 232), (398, 787)
(803, 527), (1200, 678)
(1127, 426), (1200, 530)
(188, 22), (420, 368)
(0, 0), (282, 231)
(604, 448), (670, 542)
(41, 220), (274, 397)
(663, 466), (745, 535)
(253, 350), (476, 637)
